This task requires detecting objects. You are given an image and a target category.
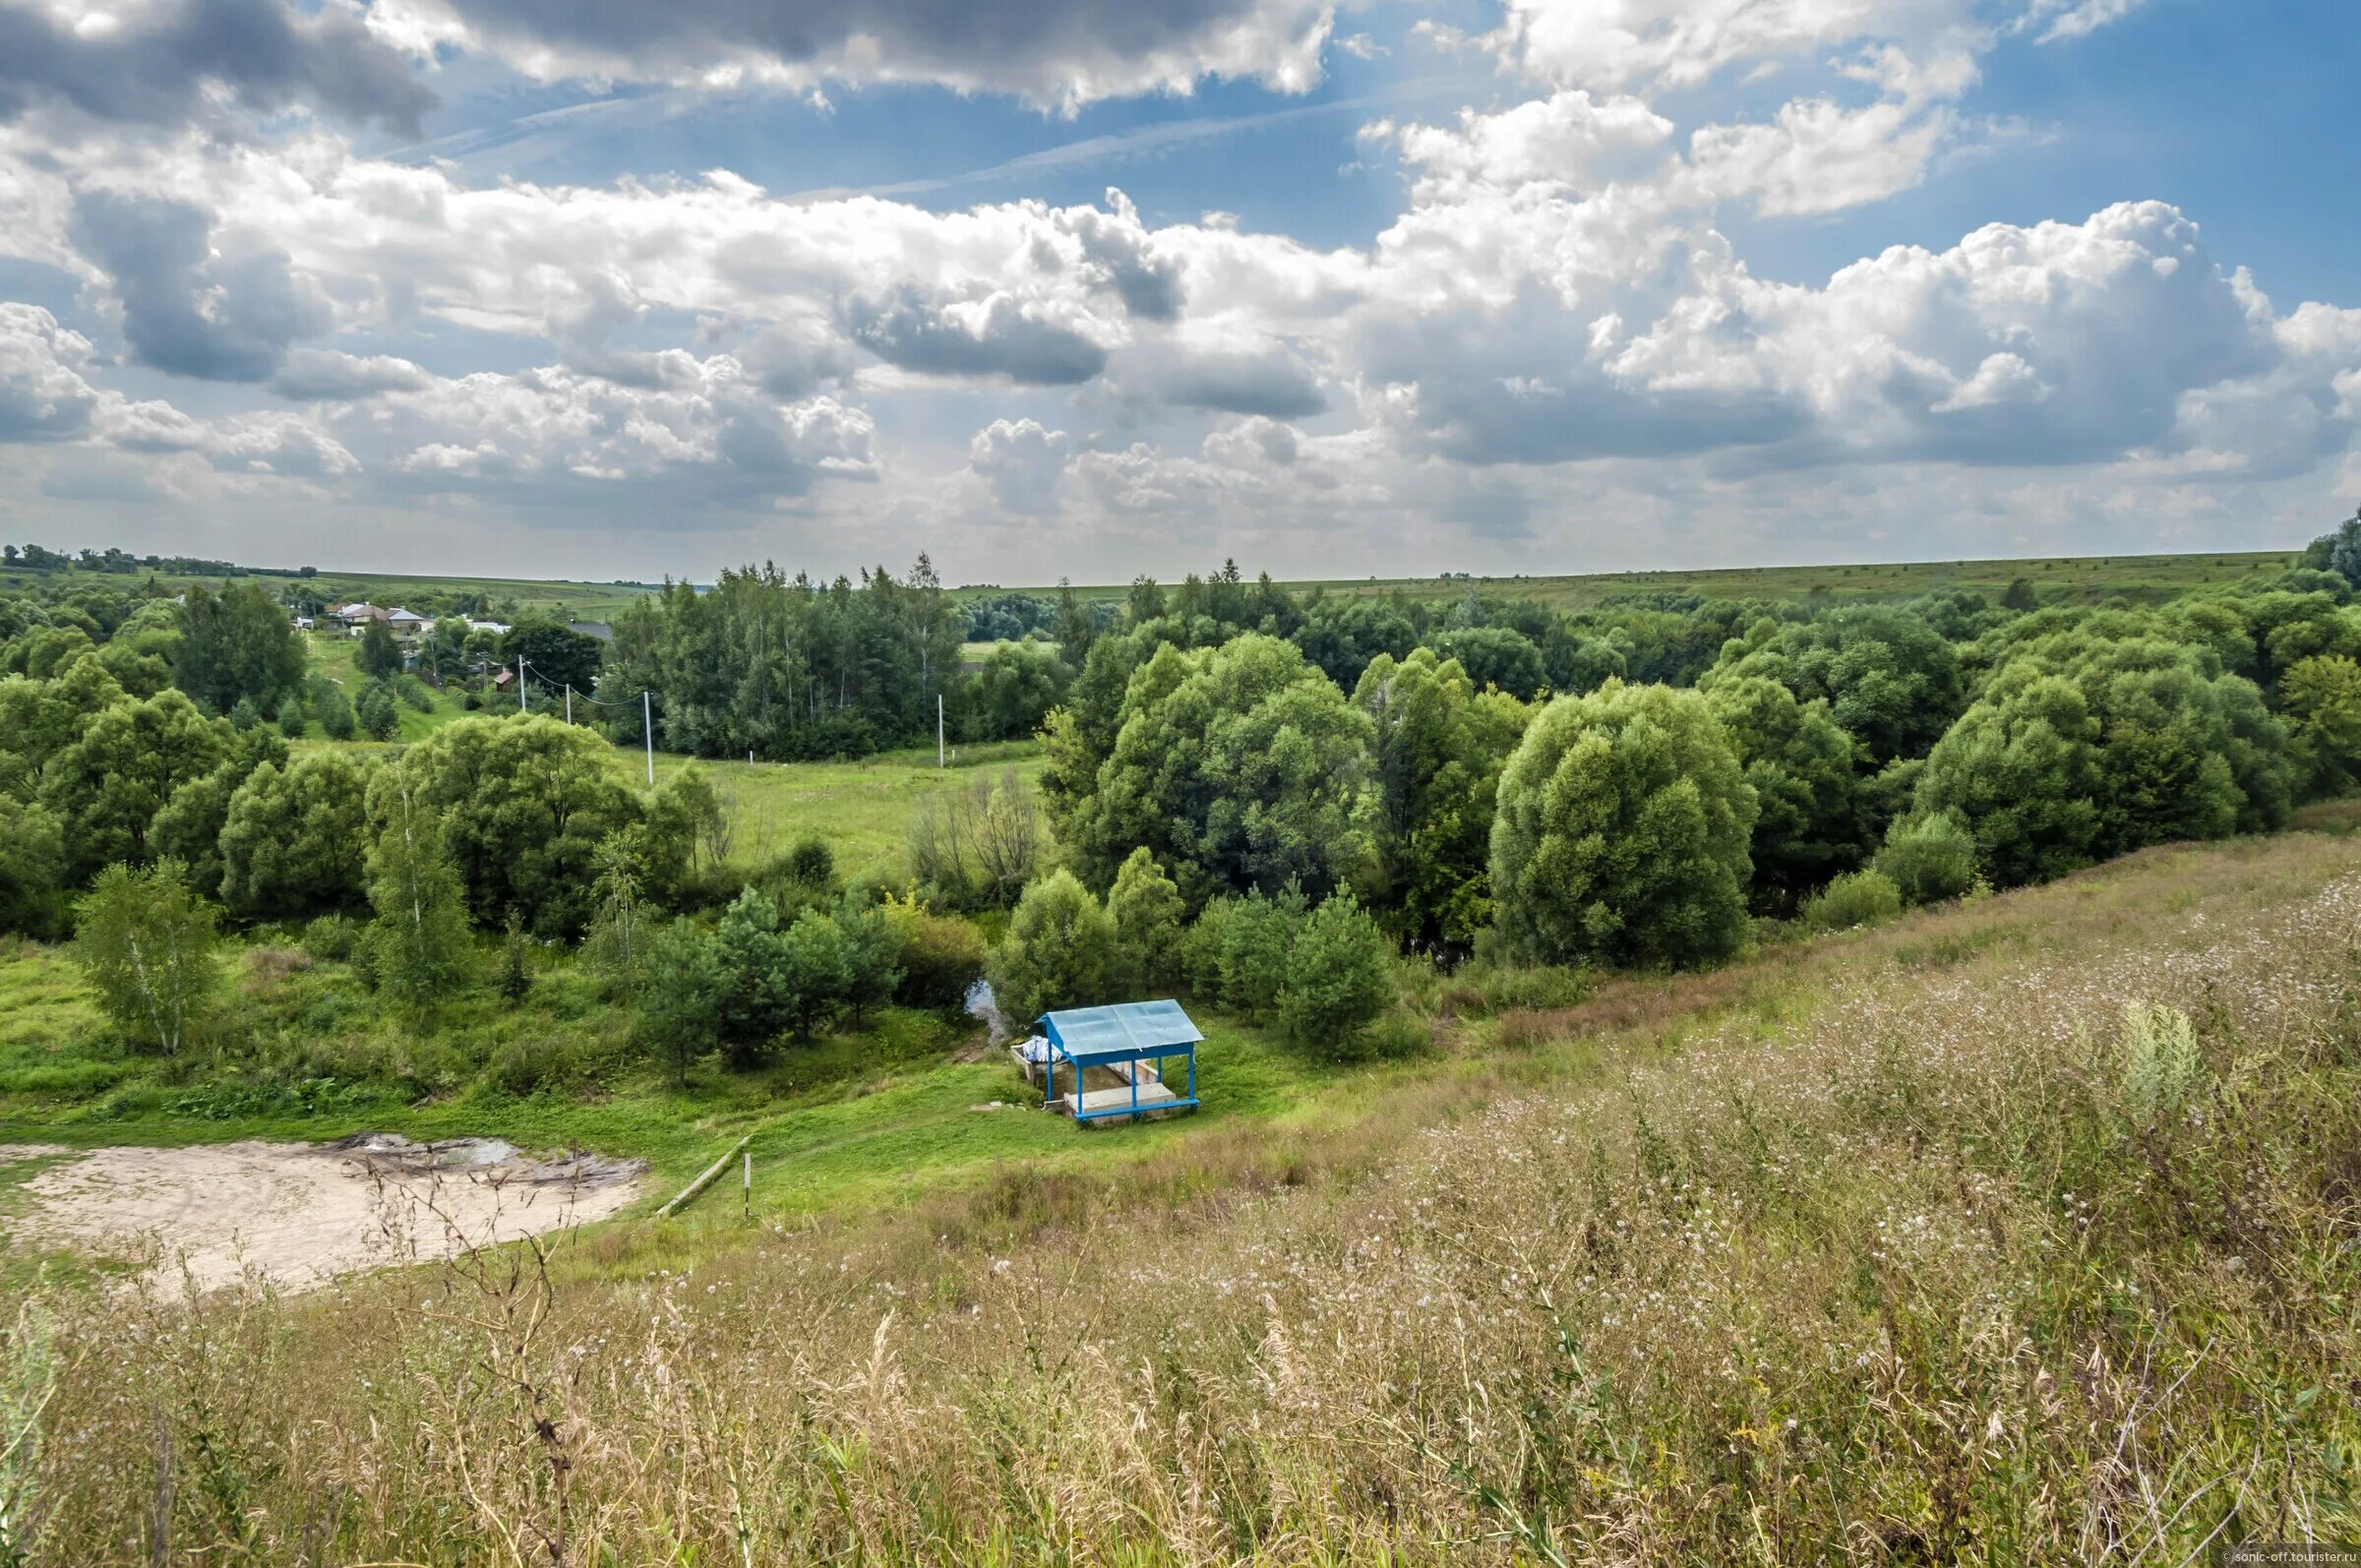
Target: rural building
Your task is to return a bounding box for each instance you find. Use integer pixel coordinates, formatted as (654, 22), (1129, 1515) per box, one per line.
(1021, 1000), (1203, 1125)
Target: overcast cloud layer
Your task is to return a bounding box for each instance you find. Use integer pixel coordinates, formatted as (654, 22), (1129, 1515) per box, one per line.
(0, 0), (2351, 580)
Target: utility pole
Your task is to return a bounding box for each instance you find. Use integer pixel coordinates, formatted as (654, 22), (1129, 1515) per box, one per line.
(516, 655), (526, 712)
(564, 684), (573, 725)
(642, 690), (654, 785)
(938, 692), (944, 768)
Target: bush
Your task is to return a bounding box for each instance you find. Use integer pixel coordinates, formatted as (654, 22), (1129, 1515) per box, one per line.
(1354, 1012), (1432, 1063)
(1872, 810), (1981, 906)
(228, 695), (263, 731)
(1803, 870), (1903, 932)
(785, 835), (835, 888)
(301, 913), (363, 963)
(488, 1033), (565, 1097)
(395, 675), (436, 712)
(274, 694), (308, 738)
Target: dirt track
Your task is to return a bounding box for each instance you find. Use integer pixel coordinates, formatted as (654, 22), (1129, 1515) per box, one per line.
(1, 1134), (644, 1292)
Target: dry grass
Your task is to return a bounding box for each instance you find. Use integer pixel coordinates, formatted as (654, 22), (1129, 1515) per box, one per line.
(14, 832), (2361, 1563)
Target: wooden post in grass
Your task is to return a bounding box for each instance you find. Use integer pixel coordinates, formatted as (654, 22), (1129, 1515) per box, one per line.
(655, 1135), (752, 1219)
(742, 1149), (751, 1222)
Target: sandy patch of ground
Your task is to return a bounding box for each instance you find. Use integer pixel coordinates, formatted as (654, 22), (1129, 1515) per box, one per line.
(0, 1134), (645, 1292)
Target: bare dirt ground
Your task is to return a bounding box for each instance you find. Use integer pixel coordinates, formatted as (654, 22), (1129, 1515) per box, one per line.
(0, 1134), (644, 1292)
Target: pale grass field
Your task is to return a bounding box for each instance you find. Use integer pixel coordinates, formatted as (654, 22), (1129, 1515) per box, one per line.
(13, 832), (2361, 1563)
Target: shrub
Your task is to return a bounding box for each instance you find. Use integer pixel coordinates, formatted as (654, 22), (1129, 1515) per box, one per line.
(488, 1033), (564, 1097)
(500, 917), (533, 1003)
(1872, 810), (1982, 906)
(301, 913), (363, 963)
(274, 694), (308, 738)
(785, 835), (836, 888)
(1355, 1011), (1432, 1062)
(1803, 870), (1903, 932)
(882, 895), (987, 1012)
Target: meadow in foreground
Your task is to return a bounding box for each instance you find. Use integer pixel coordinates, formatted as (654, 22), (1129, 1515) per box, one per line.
(12, 827), (2359, 1563)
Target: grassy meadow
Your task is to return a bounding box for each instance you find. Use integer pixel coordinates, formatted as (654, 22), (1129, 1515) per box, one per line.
(9, 822), (2359, 1559)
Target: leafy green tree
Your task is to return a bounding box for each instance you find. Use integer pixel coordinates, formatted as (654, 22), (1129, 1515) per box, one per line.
(1428, 627), (1547, 698)
(1705, 606), (1965, 766)
(1911, 669), (2103, 887)
(1870, 811), (1982, 906)
(2281, 654), (2361, 796)
(173, 581), (303, 713)
(2316, 508), (2361, 588)
(640, 921), (723, 1085)
(0, 665), (120, 782)
(1276, 892), (1395, 1057)
(778, 908), (854, 1041)
(356, 618), (404, 679)
(383, 715), (654, 935)
(144, 767), (238, 902)
(837, 899), (904, 1028)
(1704, 676), (1861, 913)
(956, 640), (1072, 742)
(1290, 595), (1417, 690)
(1545, 633), (1628, 695)
(40, 689), (227, 879)
(1354, 648), (1528, 952)
(0, 797), (65, 937)
(218, 752), (371, 919)
(1071, 634), (1377, 902)
(1490, 681), (1759, 968)
(1108, 847), (1185, 993)
(273, 693), (308, 738)
(502, 620), (605, 697)
(989, 870), (1119, 1024)
(71, 859), (219, 1055)
(362, 773), (475, 1011)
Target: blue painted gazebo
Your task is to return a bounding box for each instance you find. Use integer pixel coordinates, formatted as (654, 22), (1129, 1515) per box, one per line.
(1036, 1000), (1203, 1124)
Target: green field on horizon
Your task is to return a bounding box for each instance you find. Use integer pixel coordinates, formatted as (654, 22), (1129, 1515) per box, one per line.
(5, 546), (2304, 618)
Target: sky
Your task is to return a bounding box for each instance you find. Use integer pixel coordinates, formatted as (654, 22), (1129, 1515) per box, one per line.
(0, 0), (2355, 585)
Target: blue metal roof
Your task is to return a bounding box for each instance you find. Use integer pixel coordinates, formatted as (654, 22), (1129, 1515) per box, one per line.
(1038, 1000), (1204, 1062)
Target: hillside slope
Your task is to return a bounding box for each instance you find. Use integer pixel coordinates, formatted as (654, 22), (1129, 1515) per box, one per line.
(24, 826), (2361, 1561)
